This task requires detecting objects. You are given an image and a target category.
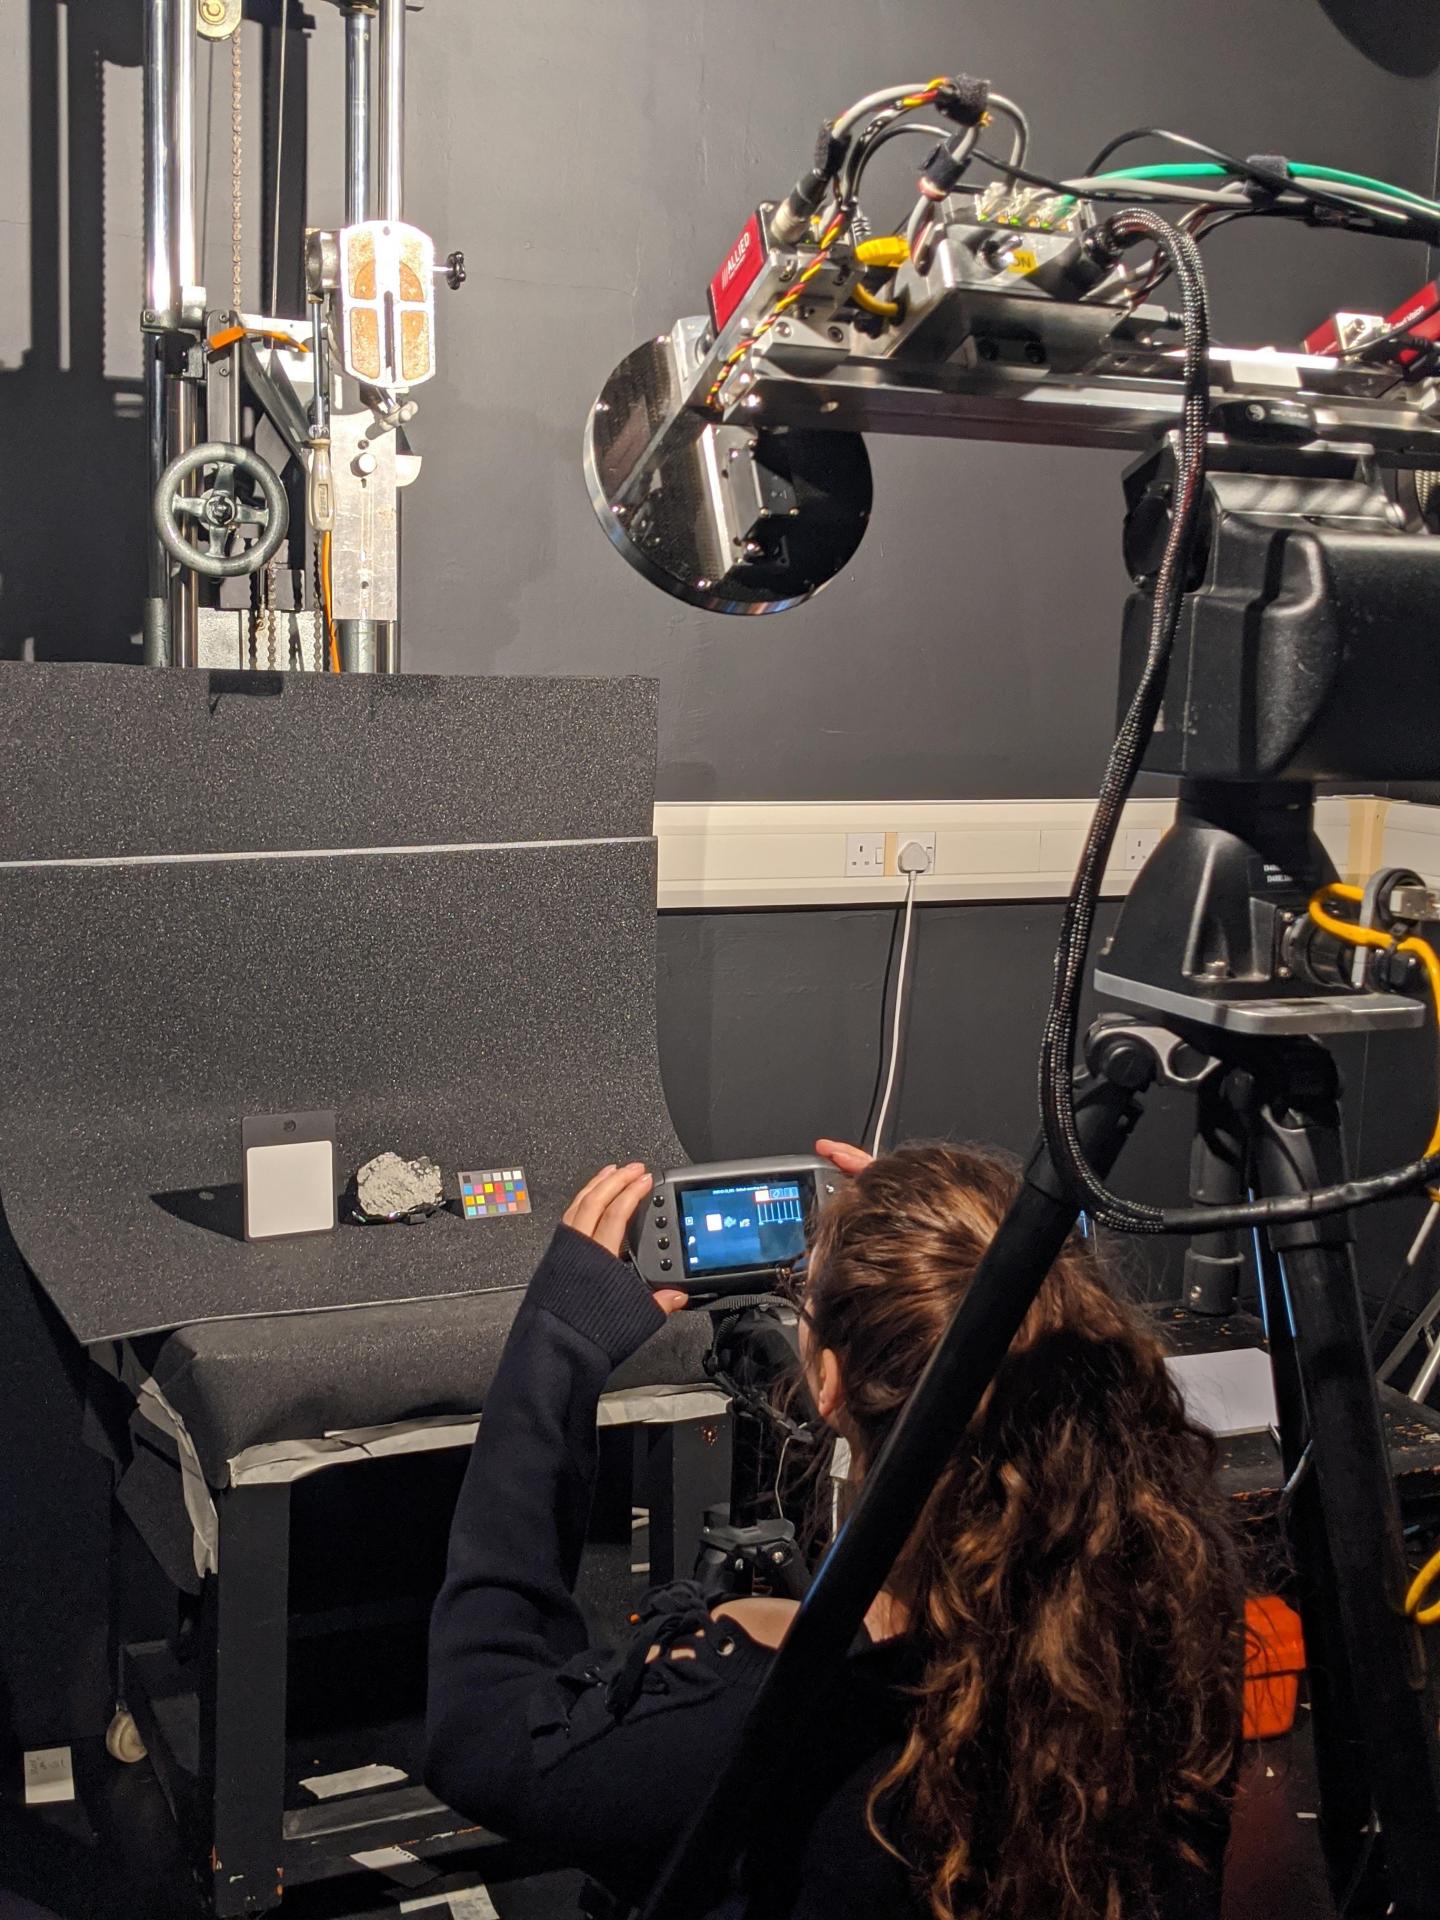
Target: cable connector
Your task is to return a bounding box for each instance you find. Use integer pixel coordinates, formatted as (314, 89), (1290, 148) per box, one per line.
(933, 74), (990, 128)
(771, 122), (854, 245)
(918, 142), (970, 203)
(897, 838), (932, 875)
(1242, 154), (1290, 207)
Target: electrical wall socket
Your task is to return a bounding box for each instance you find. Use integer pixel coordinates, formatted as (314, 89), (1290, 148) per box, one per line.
(887, 830), (936, 876)
(845, 833), (887, 875)
(1121, 825), (1163, 871)
(845, 831), (937, 876)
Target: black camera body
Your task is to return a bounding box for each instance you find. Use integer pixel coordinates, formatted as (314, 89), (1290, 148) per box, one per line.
(1118, 445), (1440, 785)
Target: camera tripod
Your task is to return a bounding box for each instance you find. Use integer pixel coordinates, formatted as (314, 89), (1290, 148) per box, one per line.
(641, 774), (1440, 1920)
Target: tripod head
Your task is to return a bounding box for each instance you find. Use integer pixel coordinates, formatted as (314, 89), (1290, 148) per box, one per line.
(1096, 411), (1440, 1036)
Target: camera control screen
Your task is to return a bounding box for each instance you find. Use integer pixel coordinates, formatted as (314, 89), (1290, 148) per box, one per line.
(678, 1176), (811, 1278)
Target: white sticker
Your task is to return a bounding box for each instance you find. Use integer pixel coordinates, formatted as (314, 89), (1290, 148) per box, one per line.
(352, 1846), (420, 1870)
(24, 1746), (75, 1806)
(300, 1762), (408, 1799)
(450, 1891), (501, 1919)
(399, 1891), (500, 1918)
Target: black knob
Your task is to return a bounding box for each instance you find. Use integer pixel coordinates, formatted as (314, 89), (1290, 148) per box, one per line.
(444, 249), (467, 291)
(657, 1237), (670, 1251)
(652, 1192), (665, 1208)
(659, 1258), (673, 1272)
(655, 1216), (667, 1230)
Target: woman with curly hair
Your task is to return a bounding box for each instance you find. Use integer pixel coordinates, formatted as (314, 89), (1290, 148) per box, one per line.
(427, 1140), (1246, 1919)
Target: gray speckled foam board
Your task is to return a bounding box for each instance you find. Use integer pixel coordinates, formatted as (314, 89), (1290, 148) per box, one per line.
(0, 839), (681, 1341)
(0, 663), (656, 858)
(135, 1295), (714, 1480)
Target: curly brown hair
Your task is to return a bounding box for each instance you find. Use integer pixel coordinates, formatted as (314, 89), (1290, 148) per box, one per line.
(800, 1142), (1246, 1920)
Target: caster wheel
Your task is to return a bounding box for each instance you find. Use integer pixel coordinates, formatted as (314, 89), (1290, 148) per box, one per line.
(105, 1708), (147, 1764)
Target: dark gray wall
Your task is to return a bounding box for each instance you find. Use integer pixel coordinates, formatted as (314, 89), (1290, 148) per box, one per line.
(3, 2), (1440, 796)
(3, 1), (1440, 1313)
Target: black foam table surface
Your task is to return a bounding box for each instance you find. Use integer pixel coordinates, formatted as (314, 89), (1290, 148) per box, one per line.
(134, 1293), (714, 1482)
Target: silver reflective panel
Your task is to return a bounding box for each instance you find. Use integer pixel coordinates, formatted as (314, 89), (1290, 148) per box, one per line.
(584, 337), (872, 615)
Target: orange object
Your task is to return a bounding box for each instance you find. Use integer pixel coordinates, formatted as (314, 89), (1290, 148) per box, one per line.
(1244, 1595), (1306, 1740)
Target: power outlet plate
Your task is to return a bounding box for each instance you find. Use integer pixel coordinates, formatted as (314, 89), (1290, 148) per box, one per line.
(845, 831), (938, 877)
(889, 830), (936, 875)
(1121, 825), (1162, 871)
(845, 832), (887, 875)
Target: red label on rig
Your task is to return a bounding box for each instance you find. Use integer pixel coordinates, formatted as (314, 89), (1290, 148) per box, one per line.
(709, 211), (766, 333)
(1306, 280), (1440, 360)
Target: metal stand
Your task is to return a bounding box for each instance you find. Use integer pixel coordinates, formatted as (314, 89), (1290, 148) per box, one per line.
(1377, 1203), (1440, 1404)
(641, 1015), (1440, 1920)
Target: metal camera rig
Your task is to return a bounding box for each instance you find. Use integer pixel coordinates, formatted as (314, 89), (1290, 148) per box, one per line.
(141, 0), (463, 674)
(585, 73), (1440, 1920)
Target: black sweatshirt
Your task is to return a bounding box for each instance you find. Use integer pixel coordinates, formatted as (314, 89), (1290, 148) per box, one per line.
(425, 1227), (1226, 1920)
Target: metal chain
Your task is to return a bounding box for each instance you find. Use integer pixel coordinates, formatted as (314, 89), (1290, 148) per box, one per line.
(230, 24), (244, 313)
(263, 557), (278, 670)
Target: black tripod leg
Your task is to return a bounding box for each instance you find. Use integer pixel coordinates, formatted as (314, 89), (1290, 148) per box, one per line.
(1252, 1227), (1375, 1903)
(639, 1062), (1150, 1920)
(1252, 1042), (1440, 1920)
(1183, 1069), (1251, 1314)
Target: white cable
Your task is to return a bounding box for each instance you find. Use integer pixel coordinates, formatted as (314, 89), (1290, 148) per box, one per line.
(871, 866), (919, 1157)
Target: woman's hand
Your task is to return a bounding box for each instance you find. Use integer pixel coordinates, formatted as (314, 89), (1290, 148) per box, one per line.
(563, 1164), (687, 1314)
(815, 1138), (874, 1177)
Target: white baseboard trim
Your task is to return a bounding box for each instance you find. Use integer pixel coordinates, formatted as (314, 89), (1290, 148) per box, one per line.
(652, 794), (1405, 911)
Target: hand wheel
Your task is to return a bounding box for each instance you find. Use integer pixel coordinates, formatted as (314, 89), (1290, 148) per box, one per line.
(153, 441), (289, 579)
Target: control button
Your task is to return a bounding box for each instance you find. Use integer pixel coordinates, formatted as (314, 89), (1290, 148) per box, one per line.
(657, 1236), (670, 1250)
(653, 1193), (665, 1208)
(655, 1216), (668, 1230)
(659, 1258), (673, 1272)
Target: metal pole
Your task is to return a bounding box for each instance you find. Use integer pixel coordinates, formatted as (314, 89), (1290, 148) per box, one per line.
(344, 6), (373, 226)
(143, 0), (175, 322)
(171, 0), (197, 297)
(377, 0), (404, 223)
(168, 379), (199, 670)
(143, 343), (172, 666)
(375, 0), (405, 670)
(169, 0), (199, 669)
(143, 0), (176, 664)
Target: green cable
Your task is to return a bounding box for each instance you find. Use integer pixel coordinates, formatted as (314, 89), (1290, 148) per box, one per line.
(1092, 159), (1440, 215)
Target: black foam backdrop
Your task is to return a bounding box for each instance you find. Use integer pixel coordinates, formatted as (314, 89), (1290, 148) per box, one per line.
(0, 666), (682, 1343)
(0, 663), (657, 857)
(0, 839), (678, 1341)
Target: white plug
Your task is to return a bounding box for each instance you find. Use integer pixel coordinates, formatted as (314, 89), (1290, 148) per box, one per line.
(897, 837), (933, 875)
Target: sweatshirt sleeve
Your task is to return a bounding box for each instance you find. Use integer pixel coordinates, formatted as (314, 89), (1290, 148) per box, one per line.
(426, 1226), (665, 1781)
(424, 1228), (772, 1898)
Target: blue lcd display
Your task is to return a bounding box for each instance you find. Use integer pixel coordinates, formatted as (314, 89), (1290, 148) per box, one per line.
(679, 1176), (811, 1278)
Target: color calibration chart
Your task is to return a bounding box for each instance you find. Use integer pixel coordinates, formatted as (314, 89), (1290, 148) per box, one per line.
(458, 1168), (532, 1219)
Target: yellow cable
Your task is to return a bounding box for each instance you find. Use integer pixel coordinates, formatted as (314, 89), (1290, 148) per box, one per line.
(320, 531), (341, 673)
(851, 282), (900, 319)
(1309, 885), (1440, 1184)
(855, 236), (910, 269)
(1407, 1545), (1440, 1626)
